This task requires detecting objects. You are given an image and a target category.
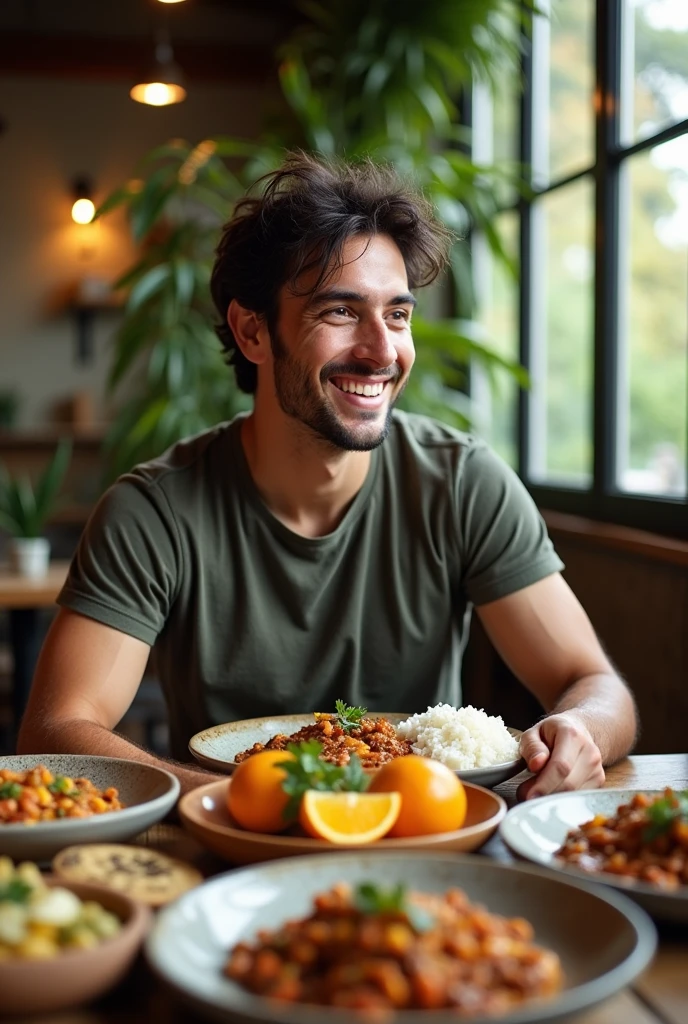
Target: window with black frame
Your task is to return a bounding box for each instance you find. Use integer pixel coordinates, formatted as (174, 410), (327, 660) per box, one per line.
(473, 0), (688, 538)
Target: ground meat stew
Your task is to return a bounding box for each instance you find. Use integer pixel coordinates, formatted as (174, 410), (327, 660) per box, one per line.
(224, 882), (563, 1015)
(556, 788), (688, 890)
(235, 714), (413, 769)
(0, 766), (125, 824)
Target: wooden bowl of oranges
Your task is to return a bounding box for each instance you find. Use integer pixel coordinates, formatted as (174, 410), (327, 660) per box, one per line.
(179, 748), (506, 865)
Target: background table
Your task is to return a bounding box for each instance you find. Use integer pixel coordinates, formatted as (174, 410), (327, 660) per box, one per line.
(0, 561), (68, 739)
(4, 753), (684, 1024)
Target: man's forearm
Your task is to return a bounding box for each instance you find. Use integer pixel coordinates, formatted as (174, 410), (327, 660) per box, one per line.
(550, 672), (638, 765)
(17, 717), (221, 797)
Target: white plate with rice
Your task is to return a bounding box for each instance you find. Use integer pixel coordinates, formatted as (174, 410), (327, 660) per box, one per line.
(189, 706), (526, 789)
(397, 705), (526, 789)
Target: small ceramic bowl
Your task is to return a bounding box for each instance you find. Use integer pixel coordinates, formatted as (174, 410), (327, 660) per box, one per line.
(0, 877), (151, 1016)
(0, 755), (180, 861)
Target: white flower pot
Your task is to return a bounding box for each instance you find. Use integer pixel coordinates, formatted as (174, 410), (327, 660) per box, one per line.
(8, 537), (51, 579)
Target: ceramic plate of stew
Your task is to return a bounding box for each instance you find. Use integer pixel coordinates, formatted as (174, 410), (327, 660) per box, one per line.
(188, 713), (525, 789)
(146, 850), (656, 1024)
(500, 788), (688, 923)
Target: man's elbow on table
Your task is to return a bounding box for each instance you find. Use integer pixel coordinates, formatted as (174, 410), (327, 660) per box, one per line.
(17, 700), (114, 756)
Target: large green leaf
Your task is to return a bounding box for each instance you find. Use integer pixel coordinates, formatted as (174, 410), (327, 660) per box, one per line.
(127, 264), (171, 314)
(129, 171), (177, 242)
(33, 440), (71, 524)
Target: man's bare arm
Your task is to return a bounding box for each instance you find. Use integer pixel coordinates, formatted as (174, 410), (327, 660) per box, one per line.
(17, 608), (219, 797)
(477, 573), (637, 798)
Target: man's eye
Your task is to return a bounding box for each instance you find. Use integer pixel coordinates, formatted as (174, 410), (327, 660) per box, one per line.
(324, 307), (351, 318)
(389, 309), (411, 321)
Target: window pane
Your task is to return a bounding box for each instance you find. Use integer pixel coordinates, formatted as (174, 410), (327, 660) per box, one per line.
(532, 0), (595, 186)
(472, 215), (520, 467)
(529, 179), (594, 485)
(472, 24), (521, 209)
(622, 0), (688, 145)
(616, 144), (688, 497)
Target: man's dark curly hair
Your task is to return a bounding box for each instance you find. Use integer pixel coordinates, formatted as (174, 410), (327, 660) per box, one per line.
(210, 152), (452, 393)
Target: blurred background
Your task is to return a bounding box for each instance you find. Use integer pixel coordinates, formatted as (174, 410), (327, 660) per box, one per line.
(1, 0), (687, 756)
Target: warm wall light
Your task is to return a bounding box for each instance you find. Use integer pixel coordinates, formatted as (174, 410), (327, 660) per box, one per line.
(130, 38), (187, 106)
(71, 178), (95, 224)
(72, 198), (95, 224)
(156, 1), (188, 4)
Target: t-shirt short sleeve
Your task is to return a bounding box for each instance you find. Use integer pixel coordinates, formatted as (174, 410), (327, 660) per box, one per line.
(57, 475), (181, 646)
(456, 441), (564, 606)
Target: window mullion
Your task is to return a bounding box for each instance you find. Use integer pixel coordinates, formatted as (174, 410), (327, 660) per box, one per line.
(593, 0), (623, 503)
(517, 2), (535, 480)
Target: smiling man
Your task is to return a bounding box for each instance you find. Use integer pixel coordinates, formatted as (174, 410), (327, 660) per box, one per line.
(19, 153), (638, 798)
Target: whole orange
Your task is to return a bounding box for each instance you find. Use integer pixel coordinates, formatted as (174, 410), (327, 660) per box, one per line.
(368, 755), (467, 837)
(226, 750), (295, 833)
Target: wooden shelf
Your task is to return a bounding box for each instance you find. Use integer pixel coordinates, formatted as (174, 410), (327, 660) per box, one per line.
(0, 429), (106, 450)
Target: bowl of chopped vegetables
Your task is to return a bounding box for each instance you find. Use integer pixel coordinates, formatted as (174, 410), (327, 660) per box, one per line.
(0, 857), (150, 1015)
(0, 755), (179, 862)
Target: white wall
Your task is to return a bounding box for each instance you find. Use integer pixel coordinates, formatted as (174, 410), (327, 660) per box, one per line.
(0, 74), (269, 428)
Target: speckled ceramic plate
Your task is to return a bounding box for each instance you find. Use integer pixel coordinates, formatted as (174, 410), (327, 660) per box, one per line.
(179, 779), (506, 865)
(0, 754), (180, 862)
(188, 713), (525, 789)
(146, 851), (657, 1024)
(500, 789), (688, 923)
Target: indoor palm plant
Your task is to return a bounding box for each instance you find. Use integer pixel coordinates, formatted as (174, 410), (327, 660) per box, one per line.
(0, 440), (72, 577)
(99, 0), (532, 477)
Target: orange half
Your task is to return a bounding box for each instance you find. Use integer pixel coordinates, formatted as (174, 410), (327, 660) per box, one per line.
(299, 790), (402, 844)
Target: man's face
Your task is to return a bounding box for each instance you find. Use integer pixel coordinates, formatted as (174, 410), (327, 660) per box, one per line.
(268, 234), (416, 451)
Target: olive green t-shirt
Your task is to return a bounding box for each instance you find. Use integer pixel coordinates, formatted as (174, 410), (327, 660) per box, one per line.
(58, 411), (563, 760)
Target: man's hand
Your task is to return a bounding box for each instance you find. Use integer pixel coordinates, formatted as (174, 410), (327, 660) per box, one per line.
(517, 712), (605, 801)
(477, 576), (637, 799)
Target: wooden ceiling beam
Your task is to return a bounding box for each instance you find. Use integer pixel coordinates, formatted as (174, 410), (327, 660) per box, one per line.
(0, 33), (277, 85)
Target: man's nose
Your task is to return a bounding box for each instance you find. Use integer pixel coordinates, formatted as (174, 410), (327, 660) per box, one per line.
(351, 316), (397, 367)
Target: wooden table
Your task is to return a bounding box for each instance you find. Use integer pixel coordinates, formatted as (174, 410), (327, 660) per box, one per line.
(7, 754), (688, 1024)
(0, 561), (69, 737)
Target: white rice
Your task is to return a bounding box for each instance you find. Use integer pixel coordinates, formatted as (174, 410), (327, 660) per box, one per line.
(396, 704), (520, 770)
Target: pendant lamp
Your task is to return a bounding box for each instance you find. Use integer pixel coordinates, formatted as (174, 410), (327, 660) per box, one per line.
(130, 36), (187, 107)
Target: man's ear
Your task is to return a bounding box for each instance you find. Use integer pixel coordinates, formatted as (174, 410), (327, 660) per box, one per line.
(227, 300), (271, 366)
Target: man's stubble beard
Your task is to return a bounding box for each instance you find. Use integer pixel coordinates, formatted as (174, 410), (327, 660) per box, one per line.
(270, 329), (406, 452)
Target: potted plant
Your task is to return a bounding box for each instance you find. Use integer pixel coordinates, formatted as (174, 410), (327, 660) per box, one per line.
(0, 440), (72, 578)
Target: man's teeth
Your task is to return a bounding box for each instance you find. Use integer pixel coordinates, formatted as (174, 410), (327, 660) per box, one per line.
(336, 380), (384, 396)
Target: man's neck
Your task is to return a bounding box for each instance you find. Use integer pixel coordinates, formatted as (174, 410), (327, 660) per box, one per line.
(240, 413), (372, 538)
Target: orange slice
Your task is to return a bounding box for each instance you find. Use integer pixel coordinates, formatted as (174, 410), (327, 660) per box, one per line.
(299, 790), (402, 844)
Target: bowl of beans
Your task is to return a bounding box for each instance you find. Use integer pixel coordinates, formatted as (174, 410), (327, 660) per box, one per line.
(0, 755), (179, 862)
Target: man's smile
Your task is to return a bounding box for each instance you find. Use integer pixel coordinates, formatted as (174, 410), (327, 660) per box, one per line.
(330, 377), (387, 397)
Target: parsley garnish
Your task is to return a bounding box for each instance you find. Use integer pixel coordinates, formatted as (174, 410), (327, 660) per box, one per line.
(278, 740), (370, 820)
(0, 878), (33, 904)
(47, 776), (79, 797)
(354, 882), (433, 932)
(334, 699), (367, 732)
(643, 789), (688, 842)
(0, 781), (23, 800)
